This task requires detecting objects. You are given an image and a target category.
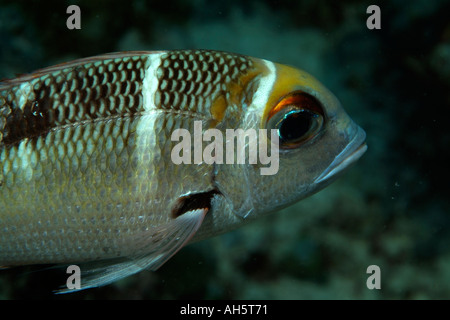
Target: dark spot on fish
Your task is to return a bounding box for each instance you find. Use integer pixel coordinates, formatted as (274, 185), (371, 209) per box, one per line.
(0, 55), (150, 147)
(171, 189), (220, 219)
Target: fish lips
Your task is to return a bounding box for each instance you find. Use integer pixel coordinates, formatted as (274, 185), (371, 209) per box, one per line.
(314, 125), (367, 185)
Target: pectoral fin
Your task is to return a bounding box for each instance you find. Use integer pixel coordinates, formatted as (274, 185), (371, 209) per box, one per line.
(56, 208), (208, 294)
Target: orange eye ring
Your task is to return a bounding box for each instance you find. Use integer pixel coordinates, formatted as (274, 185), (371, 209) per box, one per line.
(267, 91), (324, 121)
(266, 91), (324, 149)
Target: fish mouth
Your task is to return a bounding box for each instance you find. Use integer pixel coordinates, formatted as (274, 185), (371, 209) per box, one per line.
(314, 126), (367, 184)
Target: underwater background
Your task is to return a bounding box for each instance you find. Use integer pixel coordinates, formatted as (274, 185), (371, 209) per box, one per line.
(0, 0), (449, 299)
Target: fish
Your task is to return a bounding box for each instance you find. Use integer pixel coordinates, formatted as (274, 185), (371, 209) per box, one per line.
(0, 50), (367, 292)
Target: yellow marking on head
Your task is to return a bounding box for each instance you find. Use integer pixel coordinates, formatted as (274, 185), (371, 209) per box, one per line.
(209, 58), (266, 127)
(210, 94), (227, 127)
(262, 63), (327, 125)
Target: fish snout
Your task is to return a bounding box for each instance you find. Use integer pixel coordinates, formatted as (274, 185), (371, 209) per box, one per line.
(314, 122), (367, 184)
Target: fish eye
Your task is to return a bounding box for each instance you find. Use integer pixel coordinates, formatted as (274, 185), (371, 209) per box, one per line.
(266, 91), (324, 149)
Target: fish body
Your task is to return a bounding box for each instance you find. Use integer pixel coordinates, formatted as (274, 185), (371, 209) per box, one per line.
(0, 50), (366, 291)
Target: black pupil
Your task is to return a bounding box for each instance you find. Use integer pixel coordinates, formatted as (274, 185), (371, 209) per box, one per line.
(279, 110), (314, 142)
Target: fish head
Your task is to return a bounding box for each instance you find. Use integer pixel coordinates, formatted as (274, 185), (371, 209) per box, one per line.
(214, 60), (367, 220)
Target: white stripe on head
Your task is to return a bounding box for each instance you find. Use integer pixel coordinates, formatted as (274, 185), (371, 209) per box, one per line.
(241, 59), (277, 133)
(247, 60), (277, 114)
